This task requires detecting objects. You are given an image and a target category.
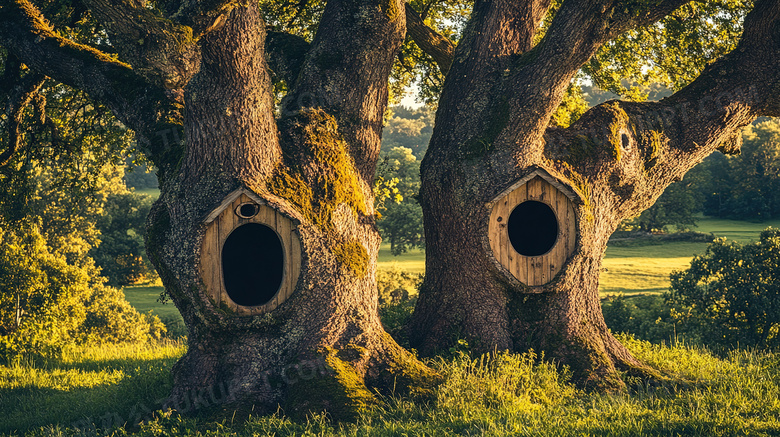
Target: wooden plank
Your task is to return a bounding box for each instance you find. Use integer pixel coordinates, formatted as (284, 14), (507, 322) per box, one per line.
(289, 231), (301, 301)
(277, 210), (293, 311)
(552, 189), (566, 279)
(528, 178), (542, 286)
(538, 180), (550, 285)
(208, 224), (221, 307)
(507, 183), (525, 284)
(488, 196), (504, 271)
(499, 190), (511, 279)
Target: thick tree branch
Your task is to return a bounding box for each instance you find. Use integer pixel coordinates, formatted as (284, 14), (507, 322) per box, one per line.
(167, 0), (238, 37)
(81, 0), (201, 88)
(283, 0), (407, 181)
(489, 0), (688, 155)
(265, 31), (310, 86)
(0, 0), (185, 179)
(404, 3), (454, 74)
(421, 0), (553, 165)
(546, 0), (780, 222)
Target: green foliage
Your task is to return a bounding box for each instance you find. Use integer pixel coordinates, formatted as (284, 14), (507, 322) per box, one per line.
(0, 223), (89, 359)
(668, 228), (780, 350)
(376, 265), (422, 305)
(381, 105), (434, 158)
(91, 191), (157, 286)
(602, 294), (678, 344)
(0, 223), (165, 361)
(623, 164), (709, 232)
(375, 146), (424, 255)
(584, 1), (749, 97)
(552, 84), (590, 128)
(123, 160), (159, 191)
(702, 120), (780, 221)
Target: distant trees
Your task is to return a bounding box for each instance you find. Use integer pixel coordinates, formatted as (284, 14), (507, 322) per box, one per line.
(701, 120), (780, 221)
(668, 228), (780, 350)
(91, 190), (157, 286)
(376, 146), (424, 255)
(381, 106), (434, 158)
(622, 165), (708, 232)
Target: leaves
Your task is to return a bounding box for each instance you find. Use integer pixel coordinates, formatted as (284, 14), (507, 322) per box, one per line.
(668, 227), (780, 350)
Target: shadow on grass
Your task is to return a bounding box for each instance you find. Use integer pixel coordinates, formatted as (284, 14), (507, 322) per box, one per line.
(0, 345), (183, 434)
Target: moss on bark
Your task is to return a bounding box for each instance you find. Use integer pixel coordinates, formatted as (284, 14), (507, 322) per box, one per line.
(268, 109), (367, 228)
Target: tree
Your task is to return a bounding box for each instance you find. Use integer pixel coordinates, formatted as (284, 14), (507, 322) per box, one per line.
(1, 0), (436, 418)
(407, 0), (780, 389)
(376, 146), (425, 255)
(668, 229), (780, 350)
(701, 119), (780, 220)
(381, 106), (435, 158)
(91, 190), (157, 286)
(626, 163), (708, 232)
(0, 222), (165, 360)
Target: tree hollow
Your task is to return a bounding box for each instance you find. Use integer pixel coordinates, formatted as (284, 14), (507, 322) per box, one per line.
(221, 223), (284, 306)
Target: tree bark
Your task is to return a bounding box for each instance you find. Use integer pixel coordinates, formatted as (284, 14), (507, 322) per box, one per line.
(410, 0), (780, 389)
(142, 1), (437, 419)
(1, 0), (437, 419)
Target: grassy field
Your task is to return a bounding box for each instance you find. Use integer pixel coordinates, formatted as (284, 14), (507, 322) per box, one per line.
(3, 336), (780, 436)
(133, 188), (160, 199)
(600, 216), (780, 296)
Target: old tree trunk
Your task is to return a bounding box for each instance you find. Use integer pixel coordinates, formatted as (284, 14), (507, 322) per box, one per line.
(408, 0), (780, 388)
(0, 0), (437, 418)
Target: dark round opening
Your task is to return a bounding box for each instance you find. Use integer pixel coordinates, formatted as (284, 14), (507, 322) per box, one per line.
(221, 223), (284, 306)
(237, 203), (259, 218)
(507, 200), (559, 257)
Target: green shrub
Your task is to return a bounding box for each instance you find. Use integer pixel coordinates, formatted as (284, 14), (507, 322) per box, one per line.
(0, 223), (165, 361)
(667, 228), (780, 350)
(602, 294), (678, 344)
(80, 286), (166, 344)
(377, 266), (422, 345)
(376, 266), (422, 305)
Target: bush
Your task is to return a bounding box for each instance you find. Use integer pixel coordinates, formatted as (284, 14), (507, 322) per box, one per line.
(376, 266), (423, 305)
(91, 191), (157, 286)
(80, 286), (166, 344)
(377, 267), (422, 345)
(667, 228), (780, 350)
(0, 223), (165, 361)
(602, 294), (678, 344)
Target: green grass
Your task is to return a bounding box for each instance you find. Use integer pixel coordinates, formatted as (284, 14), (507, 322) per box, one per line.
(0, 341), (185, 435)
(133, 188), (160, 200)
(378, 244), (425, 274)
(600, 216), (780, 296)
(122, 285), (179, 320)
(3, 336), (780, 436)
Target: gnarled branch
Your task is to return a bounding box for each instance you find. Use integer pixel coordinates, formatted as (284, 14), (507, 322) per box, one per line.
(81, 0), (201, 89)
(404, 3), (454, 74)
(547, 0), (780, 222)
(265, 31), (310, 86)
(0, 57), (44, 167)
(0, 0), (185, 179)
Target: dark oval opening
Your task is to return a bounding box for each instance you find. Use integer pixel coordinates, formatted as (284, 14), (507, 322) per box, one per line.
(236, 203), (259, 218)
(222, 223), (284, 306)
(507, 200), (559, 257)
